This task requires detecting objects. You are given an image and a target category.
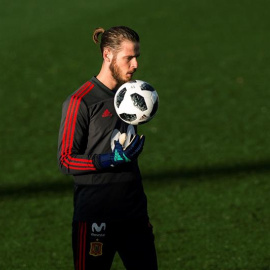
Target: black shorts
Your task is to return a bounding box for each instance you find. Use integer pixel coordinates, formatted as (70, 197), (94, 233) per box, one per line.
(72, 218), (158, 270)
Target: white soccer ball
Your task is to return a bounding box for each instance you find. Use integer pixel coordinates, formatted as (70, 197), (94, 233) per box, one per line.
(114, 80), (159, 125)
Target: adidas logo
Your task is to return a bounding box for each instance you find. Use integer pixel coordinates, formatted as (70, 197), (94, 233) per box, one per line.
(102, 109), (112, 118)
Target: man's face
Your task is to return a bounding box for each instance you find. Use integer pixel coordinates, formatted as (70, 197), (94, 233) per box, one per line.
(109, 40), (140, 86)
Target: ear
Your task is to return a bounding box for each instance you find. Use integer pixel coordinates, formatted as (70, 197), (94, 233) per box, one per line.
(103, 48), (113, 63)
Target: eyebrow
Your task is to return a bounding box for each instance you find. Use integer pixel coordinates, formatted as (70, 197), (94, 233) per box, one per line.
(126, 53), (140, 59)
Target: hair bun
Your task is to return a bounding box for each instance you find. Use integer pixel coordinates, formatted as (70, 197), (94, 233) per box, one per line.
(93, 27), (105, 44)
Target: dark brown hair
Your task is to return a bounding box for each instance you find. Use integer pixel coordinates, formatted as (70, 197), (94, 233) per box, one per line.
(92, 26), (140, 53)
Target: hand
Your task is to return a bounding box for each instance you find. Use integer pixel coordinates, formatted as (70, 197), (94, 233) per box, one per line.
(97, 134), (145, 169)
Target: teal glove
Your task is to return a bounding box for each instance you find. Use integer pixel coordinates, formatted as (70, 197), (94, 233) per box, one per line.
(96, 134), (145, 169)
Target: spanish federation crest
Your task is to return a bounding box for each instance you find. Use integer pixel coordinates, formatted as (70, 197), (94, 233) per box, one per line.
(89, 241), (103, 256)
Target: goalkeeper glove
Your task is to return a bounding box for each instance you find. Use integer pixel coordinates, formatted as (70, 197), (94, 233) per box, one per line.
(96, 134), (145, 169)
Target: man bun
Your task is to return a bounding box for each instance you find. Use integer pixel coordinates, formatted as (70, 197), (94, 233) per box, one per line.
(93, 27), (105, 44)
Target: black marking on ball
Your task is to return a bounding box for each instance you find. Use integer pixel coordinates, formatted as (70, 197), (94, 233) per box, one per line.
(120, 113), (137, 122)
(150, 98), (159, 117)
(131, 93), (147, 111)
(116, 88), (127, 108)
(140, 82), (155, 92)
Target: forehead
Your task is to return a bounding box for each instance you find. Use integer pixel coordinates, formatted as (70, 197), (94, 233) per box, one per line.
(117, 40), (140, 56)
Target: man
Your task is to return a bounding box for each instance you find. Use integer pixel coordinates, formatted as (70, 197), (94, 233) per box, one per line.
(57, 26), (158, 270)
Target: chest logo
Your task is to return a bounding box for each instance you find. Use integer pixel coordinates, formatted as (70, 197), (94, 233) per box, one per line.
(102, 109), (112, 117)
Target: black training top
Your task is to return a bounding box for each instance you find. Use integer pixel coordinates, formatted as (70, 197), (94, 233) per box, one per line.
(57, 77), (148, 222)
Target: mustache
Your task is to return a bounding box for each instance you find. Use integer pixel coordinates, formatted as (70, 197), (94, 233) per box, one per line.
(128, 69), (137, 74)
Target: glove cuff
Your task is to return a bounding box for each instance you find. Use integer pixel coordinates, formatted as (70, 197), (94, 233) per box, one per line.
(94, 153), (113, 170)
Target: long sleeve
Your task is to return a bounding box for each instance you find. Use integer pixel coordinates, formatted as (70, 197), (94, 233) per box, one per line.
(57, 82), (97, 175)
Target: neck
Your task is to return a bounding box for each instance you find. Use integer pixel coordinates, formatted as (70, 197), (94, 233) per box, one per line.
(96, 72), (118, 90)
(96, 61), (119, 90)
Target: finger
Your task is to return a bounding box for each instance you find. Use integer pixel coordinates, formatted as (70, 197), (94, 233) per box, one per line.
(119, 133), (127, 146)
(140, 135), (145, 147)
(136, 135), (145, 155)
(124, 134), (140, 150)
(114, 140), (123, 150)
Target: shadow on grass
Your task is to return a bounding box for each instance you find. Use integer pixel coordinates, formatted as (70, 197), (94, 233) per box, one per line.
(0, 176), (74, 199)
(1, 158), (270, 198)
(144, 158), (270, 181)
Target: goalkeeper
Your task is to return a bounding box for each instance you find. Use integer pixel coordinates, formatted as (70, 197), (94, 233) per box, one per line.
(57, 26), (158, 270)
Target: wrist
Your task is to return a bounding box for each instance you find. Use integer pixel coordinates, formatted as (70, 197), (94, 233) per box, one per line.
(93, 153), (113, 170)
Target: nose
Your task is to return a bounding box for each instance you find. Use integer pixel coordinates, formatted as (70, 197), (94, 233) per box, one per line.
(131, 57), (138, 69)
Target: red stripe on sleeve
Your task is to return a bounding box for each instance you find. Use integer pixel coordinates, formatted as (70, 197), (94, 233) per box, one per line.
(61, 82), (90, 161)
(60, 82), (96, 171)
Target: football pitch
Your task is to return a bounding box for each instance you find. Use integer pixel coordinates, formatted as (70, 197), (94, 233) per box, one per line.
(1, 0), (270, 269)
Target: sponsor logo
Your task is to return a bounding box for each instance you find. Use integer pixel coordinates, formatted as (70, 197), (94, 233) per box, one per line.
(91, 223), (106, 237)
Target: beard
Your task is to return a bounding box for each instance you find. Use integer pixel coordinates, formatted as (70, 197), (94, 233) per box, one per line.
(109, 57), (130, 87)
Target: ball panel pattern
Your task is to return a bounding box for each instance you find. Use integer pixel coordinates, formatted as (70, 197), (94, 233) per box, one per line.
(120, 113), (137, 122)
(115, 88), (127, 108)
(131, 93), (148, 111)
(140, 82), (155, 92)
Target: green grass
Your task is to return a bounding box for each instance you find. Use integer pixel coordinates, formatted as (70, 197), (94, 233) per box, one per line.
(1, 0), (270, 269)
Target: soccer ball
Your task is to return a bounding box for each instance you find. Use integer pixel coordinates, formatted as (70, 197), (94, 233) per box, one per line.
(114, 80), (159, 125)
